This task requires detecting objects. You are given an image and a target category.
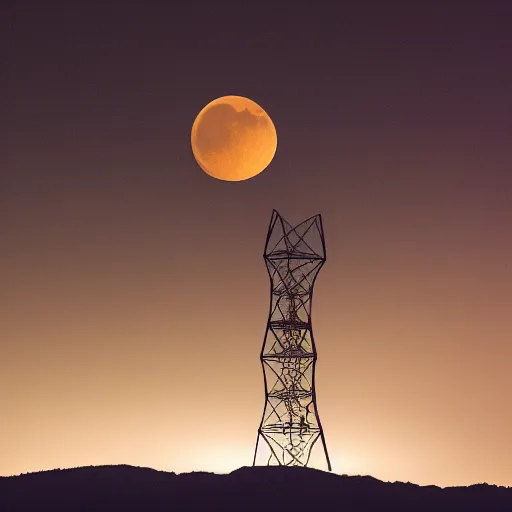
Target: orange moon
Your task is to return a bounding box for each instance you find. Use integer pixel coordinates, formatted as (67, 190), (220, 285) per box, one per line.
(191, 96), (277, 181)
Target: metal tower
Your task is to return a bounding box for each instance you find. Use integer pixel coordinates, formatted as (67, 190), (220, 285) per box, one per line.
(253, 210), (331, 470)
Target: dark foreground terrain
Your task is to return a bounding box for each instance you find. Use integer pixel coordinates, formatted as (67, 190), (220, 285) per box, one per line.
(1, 465), (511, 511)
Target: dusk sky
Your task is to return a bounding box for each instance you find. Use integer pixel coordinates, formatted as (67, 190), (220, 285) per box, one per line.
(3, 2), (511, 487)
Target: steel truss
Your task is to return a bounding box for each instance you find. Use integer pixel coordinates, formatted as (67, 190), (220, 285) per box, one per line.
(253, 210), (331, 471)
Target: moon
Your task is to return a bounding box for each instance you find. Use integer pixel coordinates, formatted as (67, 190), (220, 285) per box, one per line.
(191, 95), (277, 181)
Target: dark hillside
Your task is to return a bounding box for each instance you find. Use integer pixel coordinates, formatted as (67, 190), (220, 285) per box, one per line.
(1, 465), (510, 512)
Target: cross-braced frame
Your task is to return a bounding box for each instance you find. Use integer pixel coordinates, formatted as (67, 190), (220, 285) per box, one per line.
(253, 210), (331, 471)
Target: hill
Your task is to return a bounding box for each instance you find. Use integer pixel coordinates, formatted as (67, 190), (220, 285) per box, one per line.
(1, 465), (511, 511)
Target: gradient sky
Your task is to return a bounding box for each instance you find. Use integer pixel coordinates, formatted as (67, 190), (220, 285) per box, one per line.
(3, 3), (511, 487)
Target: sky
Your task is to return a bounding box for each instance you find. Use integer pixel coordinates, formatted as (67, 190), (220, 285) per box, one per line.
(3, 2), (511, 487)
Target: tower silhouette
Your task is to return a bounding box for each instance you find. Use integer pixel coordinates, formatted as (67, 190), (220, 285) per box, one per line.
(253, 210), (331, 470)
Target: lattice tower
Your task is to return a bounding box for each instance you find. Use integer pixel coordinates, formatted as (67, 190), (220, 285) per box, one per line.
(253, 210), (331, 470)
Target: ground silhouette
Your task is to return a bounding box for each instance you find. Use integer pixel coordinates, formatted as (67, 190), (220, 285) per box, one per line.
(1, 465), (511, 511)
